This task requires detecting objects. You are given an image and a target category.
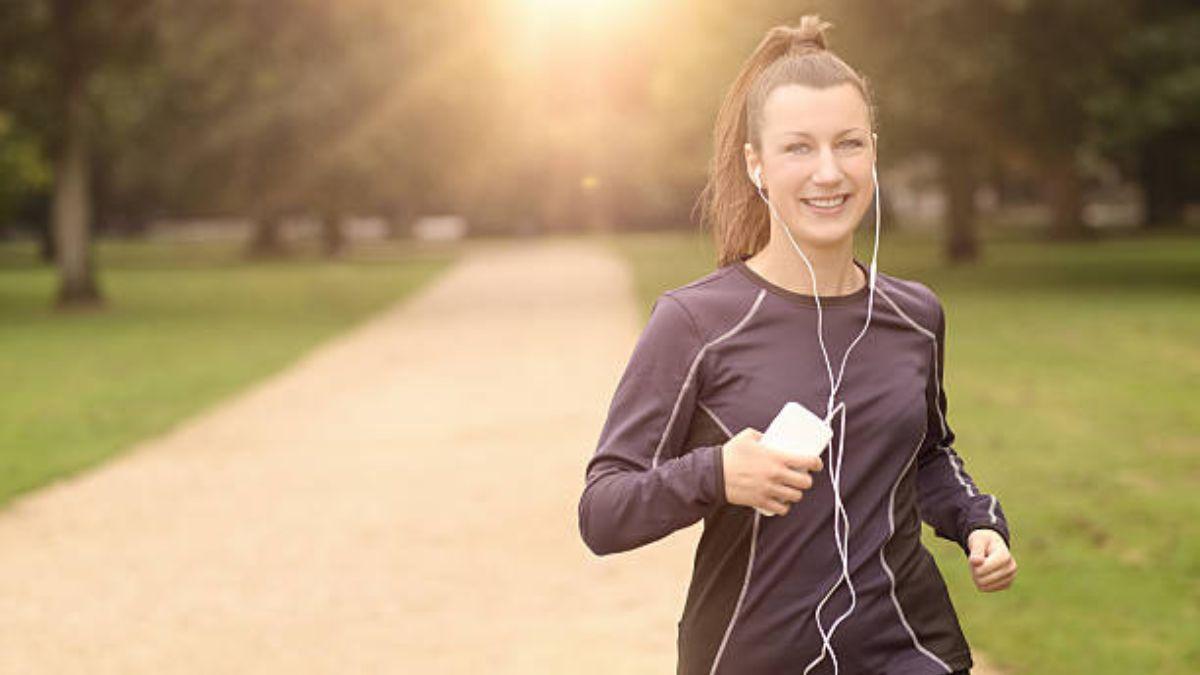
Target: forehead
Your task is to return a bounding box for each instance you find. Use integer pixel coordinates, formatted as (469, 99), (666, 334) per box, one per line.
(759, 83), (870, 138)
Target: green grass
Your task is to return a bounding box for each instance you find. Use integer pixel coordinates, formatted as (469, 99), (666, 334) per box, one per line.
(606, 228), (1200, 674)
(0, 238), (458, 508)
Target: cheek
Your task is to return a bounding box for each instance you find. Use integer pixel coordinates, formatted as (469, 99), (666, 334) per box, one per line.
(848, 167), (875, 204)
(771, 165), (808, 190)
(850, 159), (875, 187)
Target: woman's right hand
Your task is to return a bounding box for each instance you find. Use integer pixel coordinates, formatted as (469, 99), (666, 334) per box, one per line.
(721, 427), (823, 516)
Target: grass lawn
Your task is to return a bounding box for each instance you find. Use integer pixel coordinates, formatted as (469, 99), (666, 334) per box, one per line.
(0, 238), (458, 509)
(606, 227), (1200, 675)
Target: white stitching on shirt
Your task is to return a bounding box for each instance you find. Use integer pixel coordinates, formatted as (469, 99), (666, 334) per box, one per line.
(674, 297), (765, 675)
(709, 510), (760, 675)
(879, 428), (955, 674)
(695, 402), (759, 675)
(651, 290), (766, 470)
(875, 283), (994, 521)
(876, 281), (991, 674)
(682, 284), (996, 673)
(698, 400), (733, 437)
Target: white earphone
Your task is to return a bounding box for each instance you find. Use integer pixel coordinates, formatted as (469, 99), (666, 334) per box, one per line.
(744, 131), (883, 675)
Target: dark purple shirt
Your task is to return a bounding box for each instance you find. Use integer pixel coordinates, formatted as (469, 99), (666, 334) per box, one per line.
(578, 256), (1011, 675)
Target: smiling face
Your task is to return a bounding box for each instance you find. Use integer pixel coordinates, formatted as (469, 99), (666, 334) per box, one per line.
(744, 83), (876, 251)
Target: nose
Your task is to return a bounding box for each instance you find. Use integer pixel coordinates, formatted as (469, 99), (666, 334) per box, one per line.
(811, 146), (845, 186)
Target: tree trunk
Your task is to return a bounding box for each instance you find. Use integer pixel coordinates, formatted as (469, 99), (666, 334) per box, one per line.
(1139, 131), (1187, 228)
(52, 0), (102, 308)
(320, 211), (346, 257)
(939, 146), (980, 264)
(1045, 156), (1093, 240)
(38, 220), (57, 265)
(246, 214), (288, 258)
(386, 202), (415, 239)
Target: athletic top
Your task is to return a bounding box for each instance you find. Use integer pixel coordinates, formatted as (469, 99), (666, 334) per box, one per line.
(577, 255), (1012, 675)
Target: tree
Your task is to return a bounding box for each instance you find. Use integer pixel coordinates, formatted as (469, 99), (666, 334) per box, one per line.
(0, 0), (160, 307)
(989, 0), (1131, 240)
(1088, 0), (1200, 227)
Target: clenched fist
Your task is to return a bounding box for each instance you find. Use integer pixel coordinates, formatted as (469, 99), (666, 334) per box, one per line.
(967, 528), (1017, 592)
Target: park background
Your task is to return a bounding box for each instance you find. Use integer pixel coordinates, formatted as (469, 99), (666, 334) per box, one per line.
(1, 1), (1198, 673)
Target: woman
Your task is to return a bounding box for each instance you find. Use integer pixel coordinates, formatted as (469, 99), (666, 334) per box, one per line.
(578, 15), (1017, 675)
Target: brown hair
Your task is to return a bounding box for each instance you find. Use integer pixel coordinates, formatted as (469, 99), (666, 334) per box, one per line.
(696, 15), (878, 267)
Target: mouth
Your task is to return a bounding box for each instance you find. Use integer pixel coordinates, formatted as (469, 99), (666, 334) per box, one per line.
(800, 193), (851, 215)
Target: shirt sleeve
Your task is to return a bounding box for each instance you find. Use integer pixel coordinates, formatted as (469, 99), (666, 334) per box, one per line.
(916, 299), (1012, 556)
(577, 292), (728, 556)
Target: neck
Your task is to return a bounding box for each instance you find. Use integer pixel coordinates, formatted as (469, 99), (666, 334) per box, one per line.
(745, 235), (863, 297)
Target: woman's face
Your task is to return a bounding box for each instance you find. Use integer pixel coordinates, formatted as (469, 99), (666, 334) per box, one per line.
(745, 83), (876, 251)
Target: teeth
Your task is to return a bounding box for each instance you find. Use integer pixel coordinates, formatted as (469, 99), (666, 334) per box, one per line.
(804, 195), (847, 208)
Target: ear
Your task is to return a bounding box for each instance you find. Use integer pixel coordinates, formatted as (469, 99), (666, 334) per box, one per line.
(744, 142), (762, 188)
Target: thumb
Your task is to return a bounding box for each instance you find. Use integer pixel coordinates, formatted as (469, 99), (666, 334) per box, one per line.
(969, 540), (987, 566)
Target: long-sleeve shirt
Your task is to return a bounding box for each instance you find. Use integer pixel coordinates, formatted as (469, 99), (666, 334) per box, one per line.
(577, 255), (1011, 675)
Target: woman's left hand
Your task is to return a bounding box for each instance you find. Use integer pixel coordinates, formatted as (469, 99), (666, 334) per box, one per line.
(966, 528), (1017, 592)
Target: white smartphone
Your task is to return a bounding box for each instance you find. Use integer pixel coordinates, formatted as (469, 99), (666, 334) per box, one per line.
(756, 401), (832, 517)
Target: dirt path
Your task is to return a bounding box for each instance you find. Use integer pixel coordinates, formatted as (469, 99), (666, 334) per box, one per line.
(0, 236), (1001, 674)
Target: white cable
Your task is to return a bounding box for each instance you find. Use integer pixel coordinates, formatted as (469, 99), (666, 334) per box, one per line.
(754, 159), (882, 675)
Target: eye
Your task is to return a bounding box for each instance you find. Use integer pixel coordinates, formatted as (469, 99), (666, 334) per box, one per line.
(786, 143), (811, 154)
(839, 139), (865, 149)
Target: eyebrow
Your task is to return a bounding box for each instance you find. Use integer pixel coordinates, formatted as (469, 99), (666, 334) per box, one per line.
(780, 128), (869, 139)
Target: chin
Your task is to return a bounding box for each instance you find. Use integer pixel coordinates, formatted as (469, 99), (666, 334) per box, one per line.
(782, 212), (859, 246)
(784, 224), (855, 251)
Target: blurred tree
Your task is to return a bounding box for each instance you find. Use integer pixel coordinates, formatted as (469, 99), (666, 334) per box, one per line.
(645, 1), (789, 230)
(1088, 0), (1200, 228)
(812, 0), (1169, 250)
(0, 2), (56, 260)
(0, 0), (160, 307)
(142, 0), (494, 255)
(990, 0), (1132, 241)
(5, 0), (1190, 276)
(0, 112), (52, 241)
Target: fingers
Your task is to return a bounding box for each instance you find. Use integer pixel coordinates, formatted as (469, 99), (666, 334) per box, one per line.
(774, 467), (814, 492)
(974, 553), (1005, 577)
(768, 483), (806, 504)
(976, 560), (1016, 585)
(973, 555), (1018, 592)
(762, 497), (790, 516)
(735, 428), (822, 518)
(759, 471), (809, 515)
(975, 567), (1014, 590)
(767, 460), (816, 508)
(974, 546), (1013, 576)
(775, 451), (823, 473)
(976, 573), (1015, 592)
